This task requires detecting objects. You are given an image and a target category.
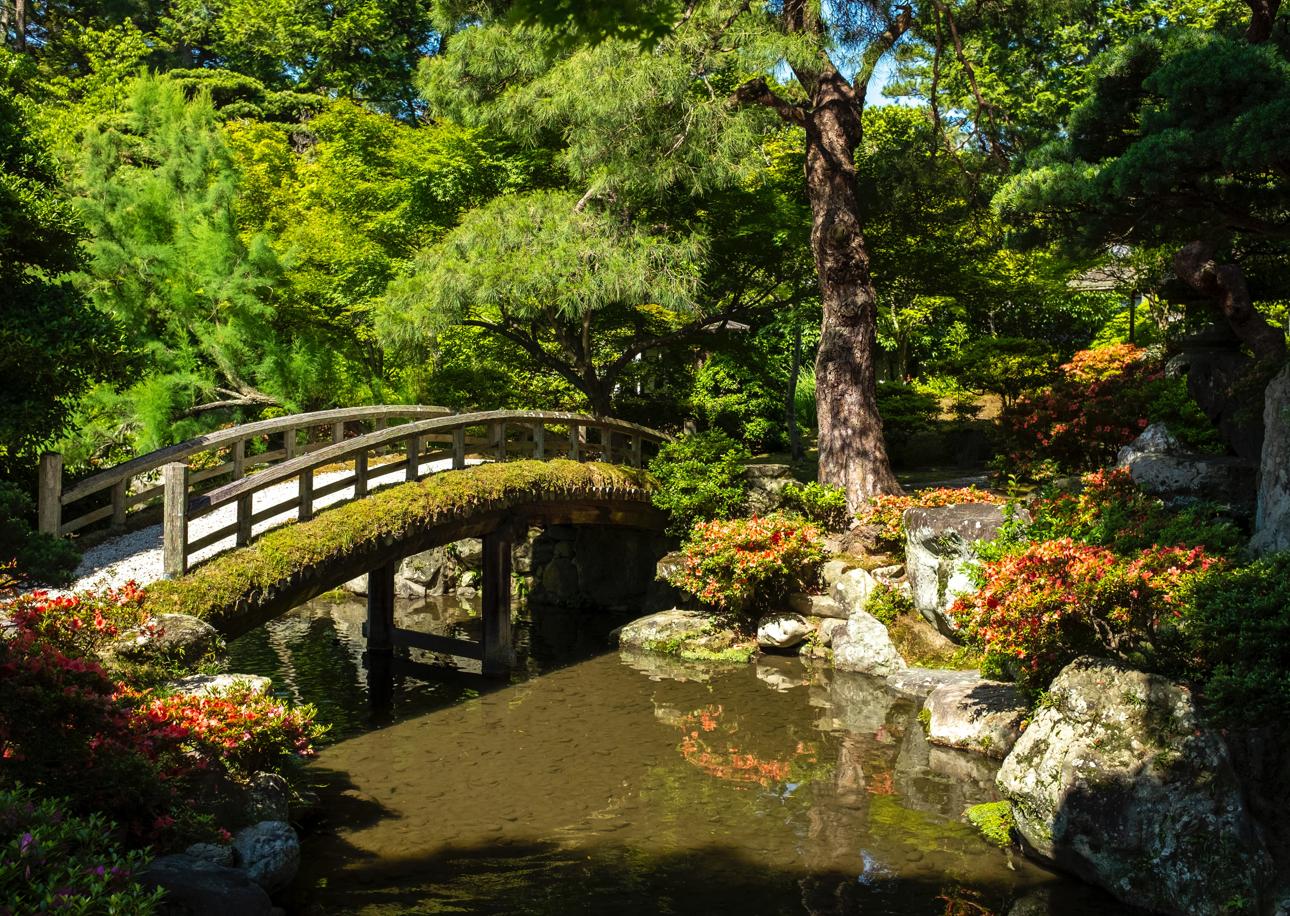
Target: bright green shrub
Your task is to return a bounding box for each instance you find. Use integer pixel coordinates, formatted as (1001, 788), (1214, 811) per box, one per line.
(875, 383), (939, 452)
(1143, 375), (1225, 452)
(952, 538), (1216, 689)
(673, 514), (824, 615)
(648, 430), (750, 536)
(856, 485), (1005, 559)
(0, 788), (164, 915)
(940, 337), (1059, 409)
(864, 582), (915, 626)
(1181, 553), (1290, 723)
(781, 481), (848, 531)
(0, 484), (79, 588)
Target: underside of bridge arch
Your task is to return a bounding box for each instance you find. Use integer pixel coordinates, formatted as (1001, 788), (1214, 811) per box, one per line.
(143, 460), (663, 638)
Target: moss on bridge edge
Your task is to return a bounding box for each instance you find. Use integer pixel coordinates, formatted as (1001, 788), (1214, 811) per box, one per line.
(143, 460), (655, 628)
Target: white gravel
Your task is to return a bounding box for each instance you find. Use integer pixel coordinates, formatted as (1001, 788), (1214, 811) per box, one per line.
(65, 456), (472, 593)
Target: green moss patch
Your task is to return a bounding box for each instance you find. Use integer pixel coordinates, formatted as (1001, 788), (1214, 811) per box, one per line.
(145, 460), (654, 630)
(643, 620), (757, 665)
(965, 801), (1015, 848)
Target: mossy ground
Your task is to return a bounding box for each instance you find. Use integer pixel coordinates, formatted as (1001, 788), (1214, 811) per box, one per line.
(643, 619), (757, 665)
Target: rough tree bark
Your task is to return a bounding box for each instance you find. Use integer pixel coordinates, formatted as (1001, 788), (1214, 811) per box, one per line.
(734, 7), (908, 510)
(1174, 241), (1287, 364)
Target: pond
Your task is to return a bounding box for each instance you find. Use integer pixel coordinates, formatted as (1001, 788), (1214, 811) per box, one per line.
(227, 594), (1137, 916)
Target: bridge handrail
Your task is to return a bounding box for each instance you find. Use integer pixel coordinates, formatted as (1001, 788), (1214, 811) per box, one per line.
(38, 405), (453, 537)
(159, 409), (668, 577)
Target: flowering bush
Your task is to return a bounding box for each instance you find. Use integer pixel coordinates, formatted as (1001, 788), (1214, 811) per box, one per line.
(997, 345), (1219, 478)
(0, 787), (164, 915)
(3, 584), (147, 659)
(856, 486), (1005, 558)
(0, 589), (324, 844)
(952, 538), (1217, 688)
(1018, 468), (1244, 555)
(673, 514), (824, 614)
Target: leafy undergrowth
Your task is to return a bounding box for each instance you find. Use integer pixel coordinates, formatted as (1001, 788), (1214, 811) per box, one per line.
(145, 460), (653, 629)
(865, 584), (978, 670)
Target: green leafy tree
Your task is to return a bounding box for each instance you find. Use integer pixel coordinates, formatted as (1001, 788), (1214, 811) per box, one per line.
(0, 51), (120, 475)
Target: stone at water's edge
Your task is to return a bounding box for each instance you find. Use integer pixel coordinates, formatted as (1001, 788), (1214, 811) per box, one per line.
(884, 667), (980, 701)
(922, 679), (1026, 758)
(108, 613), (222, 667)
(903, 504), (1018, 639)
(997, 658), (1271, 916)
(168, 672), (272, 697)
(141, 855), (275, 915)
(756, 612), (811, 650)
(1253, 364), (1290, 554)
(831, 610), (906, 676)
(1116, 422), (1256, 510)
(232, 821), (300, 895)
(788, 592), (847, 619)
(614, 609), (712, 650)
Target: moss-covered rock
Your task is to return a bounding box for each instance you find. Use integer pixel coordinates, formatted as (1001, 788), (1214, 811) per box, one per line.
(965, 801), (1015, 848)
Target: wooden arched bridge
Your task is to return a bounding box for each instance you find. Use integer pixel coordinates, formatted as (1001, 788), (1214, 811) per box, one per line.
(39, 407), (670, 677)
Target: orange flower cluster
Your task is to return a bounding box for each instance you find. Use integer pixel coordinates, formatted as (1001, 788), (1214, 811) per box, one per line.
(673, 514), (824, 613)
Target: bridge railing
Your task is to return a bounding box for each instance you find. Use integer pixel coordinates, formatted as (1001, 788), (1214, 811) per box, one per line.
(37, 405), (454, 539)
(156, 409), (666, 577)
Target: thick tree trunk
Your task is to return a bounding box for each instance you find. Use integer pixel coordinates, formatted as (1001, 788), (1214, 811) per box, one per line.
(804, 70), (902, 509)
(1174, 241), (1287, 364)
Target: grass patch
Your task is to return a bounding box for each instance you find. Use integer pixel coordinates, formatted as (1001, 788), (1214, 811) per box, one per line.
(144, 460), (654, 630)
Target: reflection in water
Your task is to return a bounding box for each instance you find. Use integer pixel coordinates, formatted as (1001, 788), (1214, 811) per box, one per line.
(227, 595), (1136, 916)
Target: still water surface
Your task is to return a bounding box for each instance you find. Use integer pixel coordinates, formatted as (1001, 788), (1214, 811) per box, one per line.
(228, 596), (1136, 916)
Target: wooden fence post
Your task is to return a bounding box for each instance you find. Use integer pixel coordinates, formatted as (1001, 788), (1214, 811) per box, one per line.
(569, 424), (581, 462)
(110, 479), (128, 530)
(332, 421), (345, 444)
(37, 453), (62, 536)
(481, 527), (514, 678)
(452, 428), (466, 470)
(299, 471), (314, 521)
(354, 451), (368, 498)
(162, 462), (189, 578)
(406, 434), (422, 482)
(532, 423), (545, 460)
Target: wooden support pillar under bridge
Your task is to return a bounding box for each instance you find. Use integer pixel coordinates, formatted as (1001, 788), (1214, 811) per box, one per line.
(362, 524), (516, 706)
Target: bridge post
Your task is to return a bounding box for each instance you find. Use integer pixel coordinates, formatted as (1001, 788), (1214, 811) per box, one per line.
(299, 471), (314, 521)
(452, 428), (466, 469)
(630, 434), (643, 468)
(481, 526), (514, 678)
(493, 422), (507, 460)
(569, 424), (581, 461)
(532, 423), (545, 459)
(162, 462), (189, 578)
(366, 560), (396, 708)
(354, 451), (368, 498)
(37, 453), (62, 537)
(405, 434), (422, 481)
(232, 439), (250, 546)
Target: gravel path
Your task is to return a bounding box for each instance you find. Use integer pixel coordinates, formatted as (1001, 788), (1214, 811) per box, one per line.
(66, 456), (473, 593)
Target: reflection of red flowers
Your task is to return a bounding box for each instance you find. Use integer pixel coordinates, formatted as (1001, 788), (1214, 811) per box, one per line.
(674, 705), (817, 788)
(866, 772), (894, 796)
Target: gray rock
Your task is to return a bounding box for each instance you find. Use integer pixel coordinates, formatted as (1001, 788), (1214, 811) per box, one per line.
(756, 612), (811, 650)
(743, 464), (794, 515)
(168, 673), (271, 698)
(903, 504), (1017, 639)
(232, 821), (300, 895)
(1117, 422), (1256, 507)
(821, 558), (859, 588)
(788, 592), (847, 619)
(184, 843), (234, 868)
(656, 550), (686, 584)
(815, 618), (847, 648)
(829, 567), (878, 616)
(923, 679), (1026, 758)
(1253, 365), (1290, 555)
(998, 658), (1271, 916)
(394, 547), (454, 597)
(831, 610), (906, 676)
(142, 854), (274, 915)
(614, 609), (711, 651)
(884, 667), (980, 700)
(110, 613), (221, 667)
(871, 563), (904, 584)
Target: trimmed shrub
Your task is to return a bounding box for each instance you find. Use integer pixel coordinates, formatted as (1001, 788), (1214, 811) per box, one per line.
(0, 483), (79, 588)
(0, 787), (164, 915)
(952, 538), (1216, 688)
(780, 481), (848, 531)
(673, 514), (824, 615)
(648, 431), (749, 536)
(875, 383), (939, 453)
(1181, 553), (1290, 723)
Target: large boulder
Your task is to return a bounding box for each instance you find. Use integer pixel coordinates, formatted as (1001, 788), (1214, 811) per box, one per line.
(831, 610), (906, 676)
(884, 667), (980, 701)
(167, 673), (271, 698)
(997, 658), (1271, 916)
(922, 679), (1026, 758)
(1116, 422), (1256, 509)
(231, 821), (300, 895)
(788, 592), (847, 620)
(109, 614), (221, 667)
(742, 464), (795, 515)
(829, 567), (878, 616)
(142, 854), (275, 915)
(903, 504), (1015, 638)
(1253, 364), (1290, 555)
